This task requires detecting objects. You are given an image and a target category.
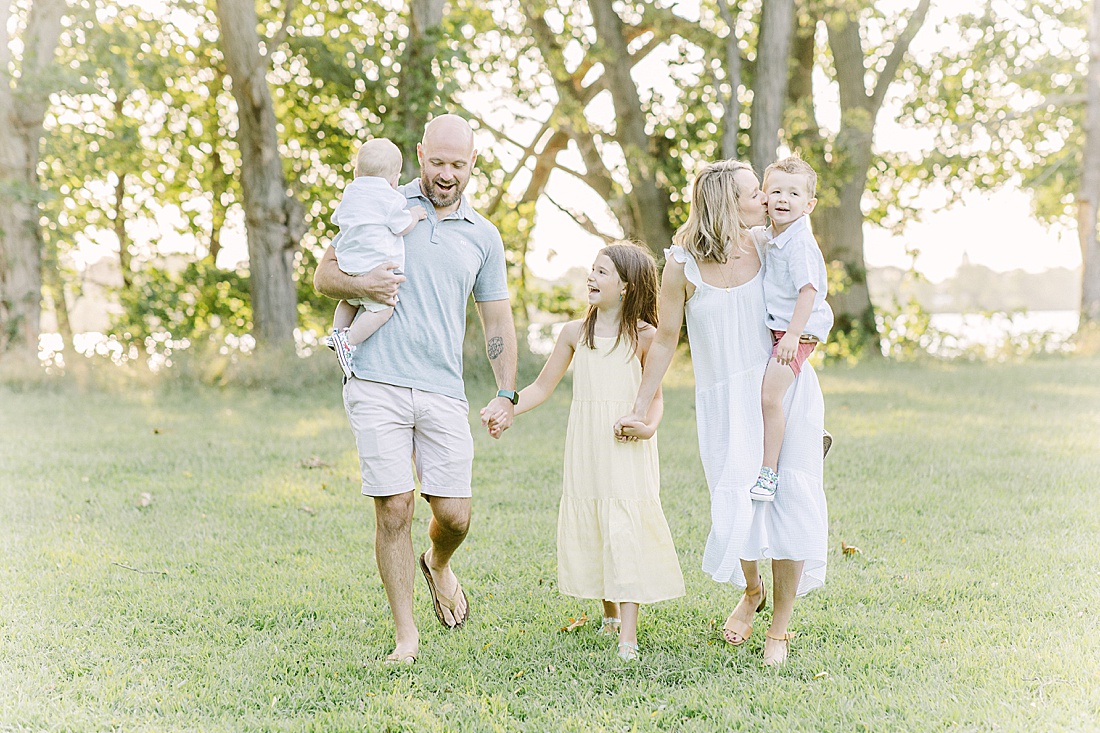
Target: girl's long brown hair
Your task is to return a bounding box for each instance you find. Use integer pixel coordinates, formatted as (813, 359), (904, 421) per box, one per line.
(672, 159), (755, 263)
(581, 242), (659, 354)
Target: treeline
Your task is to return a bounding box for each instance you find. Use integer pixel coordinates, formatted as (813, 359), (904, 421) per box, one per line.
(0, 0), (1098, 371)
(870, 265), (1081, 314)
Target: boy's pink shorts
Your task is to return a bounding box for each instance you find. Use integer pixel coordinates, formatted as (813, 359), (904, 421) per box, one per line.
(770, 330), (818, 376)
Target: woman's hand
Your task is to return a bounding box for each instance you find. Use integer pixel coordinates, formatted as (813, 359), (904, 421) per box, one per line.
(614, 414), (651, 442)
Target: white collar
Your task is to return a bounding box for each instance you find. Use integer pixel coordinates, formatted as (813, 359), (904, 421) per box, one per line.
(767, 214), (811, 249)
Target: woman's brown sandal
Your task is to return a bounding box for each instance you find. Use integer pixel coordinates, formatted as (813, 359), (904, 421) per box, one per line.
(722, 575), (767, 645)
(763, 629), (795, 667)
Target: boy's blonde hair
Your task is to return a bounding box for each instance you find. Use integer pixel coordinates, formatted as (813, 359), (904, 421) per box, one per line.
(672, 159), (755, 264)
(355, 138), (403, 179)
(762, 155), (817, 198)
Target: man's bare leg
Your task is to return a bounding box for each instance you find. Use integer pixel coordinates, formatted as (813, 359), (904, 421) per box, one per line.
(422, 495), (471, 627)
(374, 492), (419, 659)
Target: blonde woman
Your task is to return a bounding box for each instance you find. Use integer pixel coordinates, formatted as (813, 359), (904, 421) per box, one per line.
(615, 160), (827, 667)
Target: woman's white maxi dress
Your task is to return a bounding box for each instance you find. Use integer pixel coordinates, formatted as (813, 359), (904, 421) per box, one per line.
(668, 244), (828, 594)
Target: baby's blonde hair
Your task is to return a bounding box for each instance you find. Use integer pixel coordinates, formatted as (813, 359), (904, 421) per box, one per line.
(762, 155), (817, 198)
(672, 159), (755, 264)
(355, 138), (403, 179)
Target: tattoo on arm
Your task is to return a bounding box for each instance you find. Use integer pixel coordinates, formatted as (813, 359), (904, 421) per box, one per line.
(487, 336), (504, 360)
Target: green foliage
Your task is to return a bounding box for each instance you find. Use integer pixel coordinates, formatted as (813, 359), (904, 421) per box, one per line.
(895, 0), (1090, 224)
(113, 260), (252, 345)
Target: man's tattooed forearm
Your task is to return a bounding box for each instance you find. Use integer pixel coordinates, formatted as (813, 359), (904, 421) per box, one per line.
(487, 336), (504, 360)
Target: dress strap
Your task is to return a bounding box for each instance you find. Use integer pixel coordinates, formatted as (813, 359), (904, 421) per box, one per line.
(665, 245), (703, 288)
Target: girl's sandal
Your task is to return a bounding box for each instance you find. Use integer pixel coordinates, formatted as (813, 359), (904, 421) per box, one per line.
(763, 629), (795, 667)
(722, 576), (767, 645)
(617, 641), (640, 662)
(598, 617), (622, 636)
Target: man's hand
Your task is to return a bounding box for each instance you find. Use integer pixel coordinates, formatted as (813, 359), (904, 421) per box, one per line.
(775, 332), (799, 366)
(360, 262), (405, 306)
(480, 397), (515, 439)
(314, 246), (406, 304)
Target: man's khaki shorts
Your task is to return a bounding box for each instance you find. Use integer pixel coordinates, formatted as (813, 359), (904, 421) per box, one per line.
(342, 379), (474, 498)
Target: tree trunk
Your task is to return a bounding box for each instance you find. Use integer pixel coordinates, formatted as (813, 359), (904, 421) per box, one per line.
(0, 0), (66, 367)
(749, 0), (794, 176)
(1079, 0), (1100, 326)
(818, 0), (930, 350)
(588, 0), (674, 253)
(400, 0), (447, 180)
(215, 0), (303, 349)
(812, 124), (876, 337)
(113, 172), (133, 290)
(717, 1), (742, 159)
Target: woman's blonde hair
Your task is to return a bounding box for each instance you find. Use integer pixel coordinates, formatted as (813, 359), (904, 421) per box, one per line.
(672, 159), (755, 264)
(580, 242), (659, 354)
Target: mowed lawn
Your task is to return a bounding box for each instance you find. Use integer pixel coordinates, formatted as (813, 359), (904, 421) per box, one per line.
(1, 356), (1098, 732)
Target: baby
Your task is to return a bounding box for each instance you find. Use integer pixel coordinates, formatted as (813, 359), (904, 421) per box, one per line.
(327, 138), (426, 378)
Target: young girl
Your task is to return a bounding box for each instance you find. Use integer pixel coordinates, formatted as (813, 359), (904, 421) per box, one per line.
(482, 243), (685, 662)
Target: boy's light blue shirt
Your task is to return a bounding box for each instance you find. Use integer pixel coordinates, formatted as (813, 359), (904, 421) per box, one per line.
(754, 215), (834, 342)
(347, 180), (510, 401)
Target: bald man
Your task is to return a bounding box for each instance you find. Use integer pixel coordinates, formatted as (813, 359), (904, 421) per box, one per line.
(314, 115), (517, 664)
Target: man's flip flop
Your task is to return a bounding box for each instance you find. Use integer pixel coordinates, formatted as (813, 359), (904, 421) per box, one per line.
(383, 651), (417, 665)
(418, 552), (469, 629)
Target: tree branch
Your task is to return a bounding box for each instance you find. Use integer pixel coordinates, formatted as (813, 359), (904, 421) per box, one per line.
(544, 194), (619, 243)
(827, 11), (869, 112)
(264, 0), (297, 65)
(870, 0), (932, 113)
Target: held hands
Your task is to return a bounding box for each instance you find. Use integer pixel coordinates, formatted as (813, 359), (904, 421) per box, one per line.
(775, 332), (799, 366)
(613, 413), (654, 442)
(409, 204), (428, 222)
(479, 397), (515, 439)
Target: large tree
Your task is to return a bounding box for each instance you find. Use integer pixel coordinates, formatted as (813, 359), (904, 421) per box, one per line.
(0, 0), (66, 367)
(1080, 0), (1100, 325)
(788, 0), (931, 347)
(215, 0), (304, 349)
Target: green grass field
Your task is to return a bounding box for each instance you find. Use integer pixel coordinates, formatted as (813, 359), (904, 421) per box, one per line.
(2, 356), (1099, 732)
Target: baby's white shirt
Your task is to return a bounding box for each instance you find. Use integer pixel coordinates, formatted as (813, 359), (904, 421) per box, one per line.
(332, 176), (414, 275)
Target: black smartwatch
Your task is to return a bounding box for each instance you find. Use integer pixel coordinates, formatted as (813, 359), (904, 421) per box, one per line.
(497, 389), (520, 405)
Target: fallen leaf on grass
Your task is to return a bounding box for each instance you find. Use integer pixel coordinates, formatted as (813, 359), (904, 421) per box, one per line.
(136, 492), (153, 508)
(841, 541), (862, 556)
(813, 671), (829, 680)
(300, 456), (330, 469)
(560, 613), (589, 632)
(299, 505), (315, 515)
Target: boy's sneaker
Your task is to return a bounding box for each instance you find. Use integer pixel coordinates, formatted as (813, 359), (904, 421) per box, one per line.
(823, 429), (833, 460)
(749, 466), (779, 502)
(330, 328), (356, 379)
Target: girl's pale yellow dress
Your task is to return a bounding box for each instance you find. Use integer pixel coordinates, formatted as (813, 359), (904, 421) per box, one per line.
(556, 335), (685, 604)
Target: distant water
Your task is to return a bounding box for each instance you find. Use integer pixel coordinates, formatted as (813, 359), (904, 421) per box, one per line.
(926, 310), (1078, 355)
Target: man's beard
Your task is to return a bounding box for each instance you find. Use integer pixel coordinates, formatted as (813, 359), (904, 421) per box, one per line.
(423, 176), (464, 208)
